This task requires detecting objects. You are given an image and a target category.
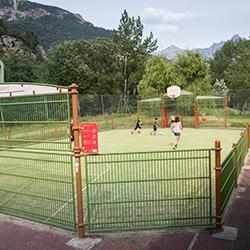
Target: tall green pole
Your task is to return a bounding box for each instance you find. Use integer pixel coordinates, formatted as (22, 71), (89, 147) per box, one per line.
(0, 60), (4, 83)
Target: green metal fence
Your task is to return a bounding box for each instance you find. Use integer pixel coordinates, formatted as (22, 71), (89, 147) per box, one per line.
(197, 96), (225, 128)
(84, 149), (212, 233)
(236, 131), (248, 176)
(220, 128), (248, 215)
(0, 91), (76, 231)
(220, 150), (235, 214)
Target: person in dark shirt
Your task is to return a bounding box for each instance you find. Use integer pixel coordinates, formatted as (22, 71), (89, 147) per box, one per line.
(70, 118), (74, 142)
(131, 117), (142, 134)
(152, 117), (158, 135)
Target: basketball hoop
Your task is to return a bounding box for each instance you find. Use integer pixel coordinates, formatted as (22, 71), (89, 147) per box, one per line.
(165, 86), (181, 99)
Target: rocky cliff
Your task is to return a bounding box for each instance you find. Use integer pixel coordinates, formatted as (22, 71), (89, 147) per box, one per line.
(0, 0), (112, 50)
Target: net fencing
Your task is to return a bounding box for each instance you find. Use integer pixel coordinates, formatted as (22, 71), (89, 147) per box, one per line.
(77, 93), (249, 130)
(78, 95), (138, 130)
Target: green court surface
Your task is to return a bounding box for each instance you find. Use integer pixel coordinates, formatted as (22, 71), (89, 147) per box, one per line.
(98, 128), (243, 159)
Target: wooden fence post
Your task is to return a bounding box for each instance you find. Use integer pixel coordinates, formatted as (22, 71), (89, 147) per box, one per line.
(194, 96), (199, 128)
(224, 96), (228, 128)
(137, 99), (140, 118)
(55, 126), (59, 141)
(232, 143), (238, 186)
(69, 83), (84, 238)
(6, 127), (10, 146)
(241, 132), (245, 164)
(41, 125), (45, 141)
(215, 140), (222, 227)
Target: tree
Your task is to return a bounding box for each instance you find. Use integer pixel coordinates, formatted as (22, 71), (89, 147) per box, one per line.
(209, 40), (237, 81)
(42, 40), (94, 92)
(213, 79), (229, 96)
(43, 39), (123, 94)
(138, 56), (183, 98)
(224, 40), (250, 111)
(87, 38), (123, 95)
(113, 10), (158, 96)
(3, 52), (42, 82)
(210, 39), (250, 111)
(174, 52), (212, 95)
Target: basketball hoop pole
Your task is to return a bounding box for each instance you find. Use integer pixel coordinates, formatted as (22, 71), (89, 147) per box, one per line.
(160, 94), (167, 128)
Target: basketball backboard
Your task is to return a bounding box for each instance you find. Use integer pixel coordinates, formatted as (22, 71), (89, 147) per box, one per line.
(165, 85), (181, 98)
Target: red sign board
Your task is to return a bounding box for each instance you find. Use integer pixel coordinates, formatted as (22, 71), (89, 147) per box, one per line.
(81, 123), (98, 154)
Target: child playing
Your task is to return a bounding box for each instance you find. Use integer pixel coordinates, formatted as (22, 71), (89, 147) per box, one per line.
(170, 114), (175, 133)
(151, 117), (158, 135)
(172, 116), (182, 149)
(131, 117), (142, 134)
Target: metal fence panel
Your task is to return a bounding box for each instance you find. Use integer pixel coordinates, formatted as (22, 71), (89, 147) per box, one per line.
(220, 150), (235, 214)
(220, 128), (248, 215)
(84, 149), (212, 233)
(0, 92), (76, 231)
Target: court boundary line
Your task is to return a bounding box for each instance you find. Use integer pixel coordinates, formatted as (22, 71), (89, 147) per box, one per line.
(45, 163), (112, 222)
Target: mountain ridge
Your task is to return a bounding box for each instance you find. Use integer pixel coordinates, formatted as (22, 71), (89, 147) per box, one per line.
(0, 0), (112, 50)
(156, 34), (244, 60)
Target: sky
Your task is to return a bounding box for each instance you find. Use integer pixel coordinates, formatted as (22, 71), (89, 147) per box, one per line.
(31, 0), (250, 50)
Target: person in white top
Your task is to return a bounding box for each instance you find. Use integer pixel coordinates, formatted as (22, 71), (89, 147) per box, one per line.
(172, 116), (182, 149)
(170, 114), (175, 133)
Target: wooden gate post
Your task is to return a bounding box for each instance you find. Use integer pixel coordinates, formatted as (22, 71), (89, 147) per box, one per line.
(224, 96), (228, 128)
(215, 140), (222, 227)
(69, 83), (84, 238)
(194, 96), (199, 128)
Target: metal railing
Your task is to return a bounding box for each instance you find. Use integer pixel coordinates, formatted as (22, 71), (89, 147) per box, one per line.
(0, 91), (76, 231)
(215, 126), (249, 226)
(84, 149), (213, 233)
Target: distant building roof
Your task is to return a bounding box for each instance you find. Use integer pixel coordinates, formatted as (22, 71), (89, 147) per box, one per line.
(0, 82), (68, 97)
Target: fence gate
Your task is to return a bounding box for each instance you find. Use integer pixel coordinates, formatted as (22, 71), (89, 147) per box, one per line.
(84, 149), (213, 233)
(0, 92), (76, 231)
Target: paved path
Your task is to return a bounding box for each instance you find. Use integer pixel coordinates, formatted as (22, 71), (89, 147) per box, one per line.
(1, 152), (250, 250)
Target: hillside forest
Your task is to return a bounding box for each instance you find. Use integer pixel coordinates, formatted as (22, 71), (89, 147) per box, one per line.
(0, 10), (250, 111)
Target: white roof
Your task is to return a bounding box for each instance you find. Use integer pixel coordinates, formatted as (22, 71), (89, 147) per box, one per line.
(139, 97), (161, 103)
(197, 95), (224, 100)
(0, 83), (68, 97)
